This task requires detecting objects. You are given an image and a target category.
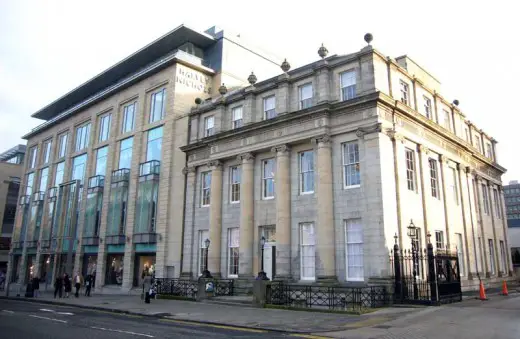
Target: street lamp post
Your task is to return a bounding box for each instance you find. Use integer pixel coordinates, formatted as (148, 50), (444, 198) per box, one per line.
(407, 219), (419, 300)
(202, 238), (212, 278)
(256, 236), (269, 280)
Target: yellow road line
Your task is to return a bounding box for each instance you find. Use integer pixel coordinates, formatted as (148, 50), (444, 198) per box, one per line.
(289, 334), (333, 339)
(342, 316), (390, 329)
(159, 318), (267, 333)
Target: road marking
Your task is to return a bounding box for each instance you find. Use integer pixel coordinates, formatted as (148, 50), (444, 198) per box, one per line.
(2, 310), (14, 314)
(289, 335), (332, 339)
(90, 326), (154, 338)
(29, 315), (68, 323)
(39, 308), (74, 316)
(159, 319), (267, 333)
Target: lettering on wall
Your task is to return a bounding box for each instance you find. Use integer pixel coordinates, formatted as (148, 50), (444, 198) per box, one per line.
(175, 66), (211, 94)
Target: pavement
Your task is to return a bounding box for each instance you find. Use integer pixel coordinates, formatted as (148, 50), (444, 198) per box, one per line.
(0, 291), (419, 334)
(2, 289), (520, 338)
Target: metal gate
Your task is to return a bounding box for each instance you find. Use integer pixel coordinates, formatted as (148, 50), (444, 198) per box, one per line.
(391, 241), (462, 305)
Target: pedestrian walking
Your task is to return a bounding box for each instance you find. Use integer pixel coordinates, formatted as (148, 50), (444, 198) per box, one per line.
(63, 273), (71, 298)
(142, 270), (152, 304)
(54, 276), (63, 298)
(84, 274), (92, 297)
(74, 272), (82, 297)
(32, 275), (40, 298)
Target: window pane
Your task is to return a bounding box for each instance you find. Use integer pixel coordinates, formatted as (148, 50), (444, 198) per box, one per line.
(340, 71), (356, 101)
(150, 89), (165, 123)
(72, 154), (88, 183)
(300, 223), (315, 279)
(95, 146), (109, 176)
(146, 127), (163, 161)
(55, 162), (65, 186)
(343, 142), (360, 187)
(39, 167), (49, 191)
(118, 137), (133, 169)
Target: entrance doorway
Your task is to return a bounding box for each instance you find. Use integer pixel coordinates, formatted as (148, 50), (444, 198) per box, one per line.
(261, 226), (276, 280)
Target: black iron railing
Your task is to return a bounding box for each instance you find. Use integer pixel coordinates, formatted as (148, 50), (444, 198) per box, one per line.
(155, 278), (198, 299)
(390, 242), (462, 305)
(213, 279), (234, 296)
(266, 282), (389, 311)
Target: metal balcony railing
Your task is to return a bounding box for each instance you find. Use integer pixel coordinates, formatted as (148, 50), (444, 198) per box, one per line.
(48, 187), (58, 200)
(33, 191), (45, 202)
(133, 232), (157, 244)
(111, 169), (130, 183)
(139, 160), (161, 177)
(88, 175), (105, 188)
(19, 195), (30, 206)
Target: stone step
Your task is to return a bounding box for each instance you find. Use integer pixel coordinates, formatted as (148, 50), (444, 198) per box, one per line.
(202, 295), (254, 308)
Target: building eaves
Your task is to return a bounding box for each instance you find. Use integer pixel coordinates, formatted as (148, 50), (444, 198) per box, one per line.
(31, 24), (215, 121)
(0, 144), (26, 161)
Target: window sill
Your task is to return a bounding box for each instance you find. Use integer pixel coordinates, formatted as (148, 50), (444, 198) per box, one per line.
(345, 278), (364, 283)
(343, 185), (360, 190)
(299, 278), (316, 282)
(201, 204), (210, 208)
(230, 201), (240, 205)
(262, 196), (275, 200)
(228, 275), (238, 279)
(300, 191), (314, 196)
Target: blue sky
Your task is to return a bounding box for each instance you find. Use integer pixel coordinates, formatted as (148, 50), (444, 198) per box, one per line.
(0, 0), (518, 181)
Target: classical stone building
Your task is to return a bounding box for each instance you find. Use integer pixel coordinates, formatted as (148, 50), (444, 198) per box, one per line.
(7, 27), (512, 294)
(0, 145), (25, 275)
(180, 37), (511, 290)
(6, 25), (281, 292)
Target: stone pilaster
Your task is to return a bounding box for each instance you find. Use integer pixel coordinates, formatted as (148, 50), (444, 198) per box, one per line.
(272, 144), (291, 279)
(486, 183), (500, 276)
(439, 155), (451, 248)
(312, 135), (336, 281)
(238, 153), (255, 277)
(457, 164), (473, 278)
(473, 173), (489, 277)
(315, 62), (330, 104)
(276, 75), (290, 115)
(181, 166), (197, 278)
(497, 187), (513, 276)
(386, 129), (405, 248)
(417, 145), (429, 236)
(208, 160), (223, 277)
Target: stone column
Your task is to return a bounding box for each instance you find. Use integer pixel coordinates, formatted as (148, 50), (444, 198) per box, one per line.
(208, 160), (223, 277)
(457, 164), (473, 278)
(417, 145), (429, 236)
(498, 187), (513, 276)
(439, 155), (451, 248)
(486, 183), (500, 276)
(387, 130), (405, 248)
(465, 167), (480, 276)
(473, 173), (489, 277)
(238, 153), (255, 277)
(312, 135), (336, 281)
(272, 145), (291, 279)
(181, 166), (197, 278)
